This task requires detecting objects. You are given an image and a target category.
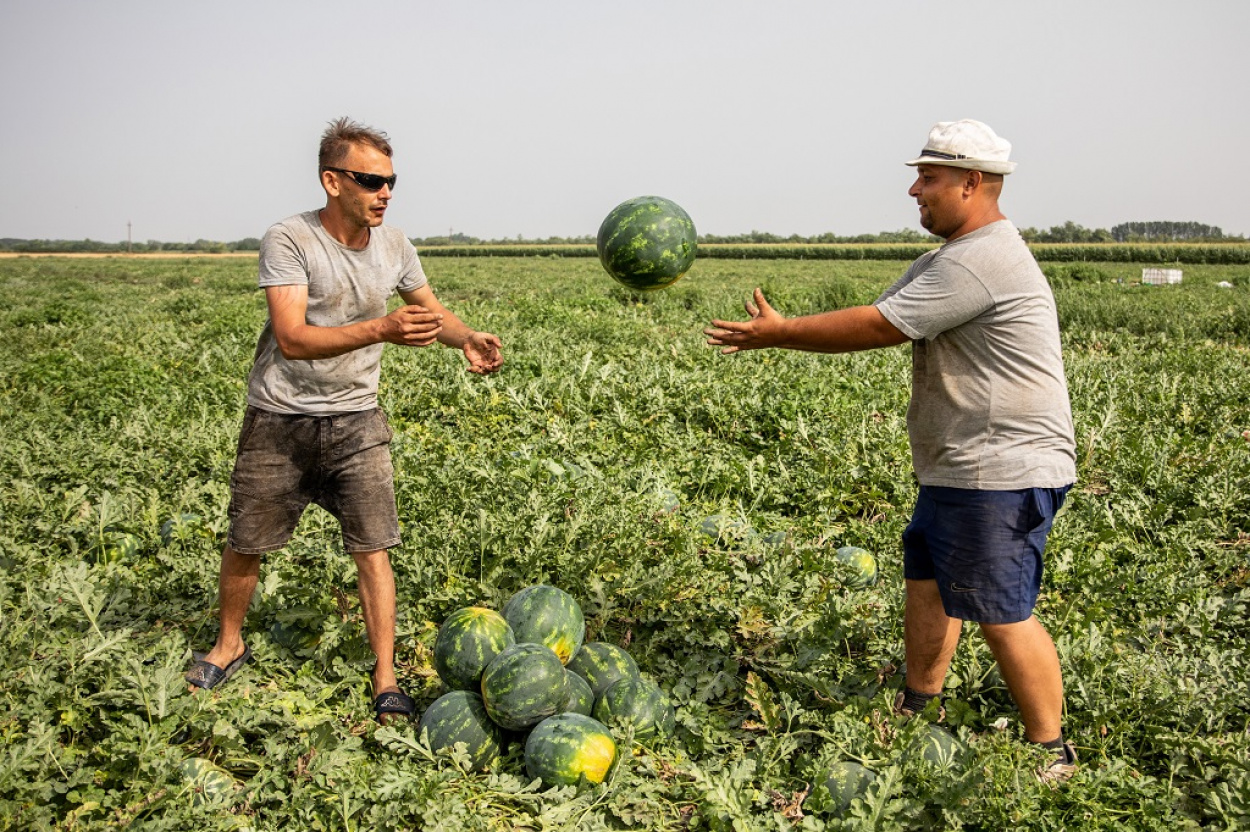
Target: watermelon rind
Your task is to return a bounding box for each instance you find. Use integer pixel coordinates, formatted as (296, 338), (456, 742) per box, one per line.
(524, 713), (618, 787)
(596, 195), (697, 292)
(480, 643), (569, 731)
(98, 531), (140, 564)
(417, 690), (505, 771)
(592, 676), (677, 739)
(502, 585), (585, 665)
(560, 669), (595, 717)
(696, 514), (756, 549)
(912, 723), (965, 767)
(835, 546), (878, 588)
(818, 761), (878, 814)
(566, 642), (640, 700)
(434, 606), (516, 691)
(180, 757), (237, 806)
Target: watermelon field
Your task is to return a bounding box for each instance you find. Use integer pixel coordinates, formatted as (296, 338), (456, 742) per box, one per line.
(2, 253), (1249, 831)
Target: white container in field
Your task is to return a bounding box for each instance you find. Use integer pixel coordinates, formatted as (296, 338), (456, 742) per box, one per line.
(1142, 268), (1182, 285)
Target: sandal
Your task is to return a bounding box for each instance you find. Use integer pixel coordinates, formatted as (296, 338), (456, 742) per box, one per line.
(373, 689), (416, 724)
(185, 645), (252, 690)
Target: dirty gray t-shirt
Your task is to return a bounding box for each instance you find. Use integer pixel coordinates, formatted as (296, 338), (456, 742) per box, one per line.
(246, 210), (428, 415)
(874, 220), (1076, 489)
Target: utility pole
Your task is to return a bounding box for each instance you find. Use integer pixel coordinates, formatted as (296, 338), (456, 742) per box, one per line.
(127, 221), (132, 254)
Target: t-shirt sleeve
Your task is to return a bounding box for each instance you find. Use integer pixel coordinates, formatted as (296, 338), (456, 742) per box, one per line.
(396, 238), (429, 294)
(257, 224), (310, 288)
(875, 258), (994, 341)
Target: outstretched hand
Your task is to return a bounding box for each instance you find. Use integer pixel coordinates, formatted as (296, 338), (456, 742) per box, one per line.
(704, 288), (786, 354)
(462, 331), (503, 375)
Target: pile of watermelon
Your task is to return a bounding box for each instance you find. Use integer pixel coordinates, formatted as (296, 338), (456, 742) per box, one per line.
(418, 584), (676, 787)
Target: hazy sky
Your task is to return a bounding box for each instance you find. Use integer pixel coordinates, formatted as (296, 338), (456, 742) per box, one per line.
(2, 1), (1246, 243)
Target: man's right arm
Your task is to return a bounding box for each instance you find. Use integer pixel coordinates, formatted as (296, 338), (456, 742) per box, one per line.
(265, 284), (444, 361)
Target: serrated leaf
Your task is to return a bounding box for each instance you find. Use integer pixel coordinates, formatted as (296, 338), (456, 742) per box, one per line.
(744, 671), (782, 732)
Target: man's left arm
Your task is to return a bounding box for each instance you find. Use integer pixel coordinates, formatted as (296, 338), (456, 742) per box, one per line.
(705, 287), (908, 355)
(399, 284), (503, 374)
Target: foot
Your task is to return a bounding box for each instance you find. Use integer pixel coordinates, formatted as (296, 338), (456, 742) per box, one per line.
(186, 644), (251, 692)
(893, 689), (946, 721)
(372, 688), (416, 725)
(1037, 741), (1078, 785)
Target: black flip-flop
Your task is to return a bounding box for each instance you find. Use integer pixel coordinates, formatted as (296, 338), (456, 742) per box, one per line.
(372, 689), (416, 723)
(185, 645), (252, 690)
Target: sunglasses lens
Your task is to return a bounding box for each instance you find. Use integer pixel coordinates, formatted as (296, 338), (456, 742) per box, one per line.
(354, 172), (396, 191)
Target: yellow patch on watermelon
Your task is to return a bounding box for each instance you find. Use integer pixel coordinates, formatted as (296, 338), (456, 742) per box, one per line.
(571, 733), (618, 784)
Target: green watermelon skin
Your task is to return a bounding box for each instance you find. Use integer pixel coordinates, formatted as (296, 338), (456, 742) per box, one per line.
(98, 531), (140, 564)
(697, 515), (756, 549)
(434, 606), (516, 691)
(480, 643), (569, 731)
(596, 196), (697, 292)
(417, 690), (504, 771)
(524, 713), (618, 786)
(560, 669), (595, 717)
(820, 761), (877, 813)
(835, 546), (878, 588)
(181, 757), (237, 806)
(502, 585), (585, 665)
(566, 642), (640, 699)
(592, 677), (677, 738)
(915, 724), (965, 766)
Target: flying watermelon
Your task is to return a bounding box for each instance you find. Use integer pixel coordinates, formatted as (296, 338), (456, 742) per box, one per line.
(596, 196), (697, 291)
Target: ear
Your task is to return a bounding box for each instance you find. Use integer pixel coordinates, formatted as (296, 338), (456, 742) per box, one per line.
(962, 170), (983, 197)
(321, 169), (341, 197)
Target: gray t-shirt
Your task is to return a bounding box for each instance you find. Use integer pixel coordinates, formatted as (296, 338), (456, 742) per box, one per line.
(246, 210), (428, 415)
(874, 220), (1076, 490)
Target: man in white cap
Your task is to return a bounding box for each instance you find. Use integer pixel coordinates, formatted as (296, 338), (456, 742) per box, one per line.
(705, 119), (1079, 782)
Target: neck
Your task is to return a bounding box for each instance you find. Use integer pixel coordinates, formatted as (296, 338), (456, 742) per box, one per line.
(944, 205), (1007, 242)
(318, 206), (370, 249)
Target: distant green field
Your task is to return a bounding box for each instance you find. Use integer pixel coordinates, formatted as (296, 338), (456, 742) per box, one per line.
(1, 255), (1248, 830)
(413, 242), (1250, 264)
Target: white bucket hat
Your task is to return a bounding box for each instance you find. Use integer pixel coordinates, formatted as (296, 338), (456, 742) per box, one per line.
(905, 119), (1016, 175)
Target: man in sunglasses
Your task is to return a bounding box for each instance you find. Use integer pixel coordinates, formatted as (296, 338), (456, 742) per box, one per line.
(187, 117), (503, 725)
(705, 120), (1078, 783)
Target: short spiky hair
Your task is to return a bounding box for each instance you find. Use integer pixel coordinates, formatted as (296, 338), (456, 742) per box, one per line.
(318, 117), (393, 169)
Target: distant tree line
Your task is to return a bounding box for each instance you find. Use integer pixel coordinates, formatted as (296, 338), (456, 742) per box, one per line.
(1018, 221), (1240, 243)
(1, 221), (1242, 253)
(0, 237), (262, 253)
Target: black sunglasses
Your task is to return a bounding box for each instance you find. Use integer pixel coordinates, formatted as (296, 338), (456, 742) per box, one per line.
(321, 166), (397, 192)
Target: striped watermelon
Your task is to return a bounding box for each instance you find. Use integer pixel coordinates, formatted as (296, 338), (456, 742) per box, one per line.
(434, 606), (516, 691)
(417, 690), (504, 771)
(181, 758), (237, 806)
(592, 676), (676, 738)
(524, 713), (618, 787)
(480, 643), (569, 731)
(502, 585), (585, 665)
(914, 724), (965, 766)
(819, 761), (877, 813)
(596, 196), (697, 292)
(98, 531), (140, 564)
(566, 642), (639, 699)
(559, 669), (595, 717)
(697, 514), (756, 549)
(835, 546), (878, 588)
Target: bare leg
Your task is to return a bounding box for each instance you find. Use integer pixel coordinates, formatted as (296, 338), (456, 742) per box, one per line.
(352, 549), (399, 700)
(903, 579), (962, 695)
(980, 616), (1064, 742)
(191, 544), (259, 690)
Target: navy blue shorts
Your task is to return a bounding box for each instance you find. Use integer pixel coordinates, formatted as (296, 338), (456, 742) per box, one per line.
(902, 485), (1070, 624)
